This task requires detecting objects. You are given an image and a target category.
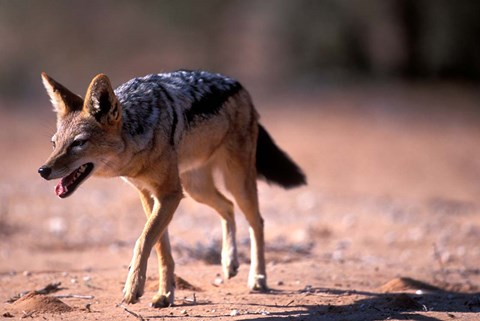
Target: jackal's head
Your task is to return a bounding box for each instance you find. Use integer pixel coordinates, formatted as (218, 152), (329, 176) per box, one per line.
(38, 73), (123, 198)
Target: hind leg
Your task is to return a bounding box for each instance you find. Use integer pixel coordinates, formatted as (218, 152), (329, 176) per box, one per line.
(181, 165), (239, 279)
(221, 156), (267, 291)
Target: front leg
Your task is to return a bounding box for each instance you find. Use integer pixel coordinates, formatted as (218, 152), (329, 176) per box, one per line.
(123, 191), (182, 305)
(123, 238), (148, 304)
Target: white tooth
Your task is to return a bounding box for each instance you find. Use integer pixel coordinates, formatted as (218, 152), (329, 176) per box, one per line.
(64, 186), (68, 192)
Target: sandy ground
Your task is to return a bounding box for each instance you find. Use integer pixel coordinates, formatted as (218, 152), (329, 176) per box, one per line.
(1, 85), (480, 320)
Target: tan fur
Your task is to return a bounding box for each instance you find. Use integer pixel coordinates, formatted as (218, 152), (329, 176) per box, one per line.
(40, 73), (268, 307)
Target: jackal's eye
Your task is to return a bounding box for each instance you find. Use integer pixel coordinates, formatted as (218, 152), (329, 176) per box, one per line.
(51, 140), (56, 149)
(69, 139), (88, 153)
(71, 139), (87, 148)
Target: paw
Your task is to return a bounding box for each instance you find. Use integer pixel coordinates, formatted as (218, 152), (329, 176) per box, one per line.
(122, 270), (145, 304)
(222, 257), (240, 279)
(248, 274), (268, 292)
(151, 292), (174, 308)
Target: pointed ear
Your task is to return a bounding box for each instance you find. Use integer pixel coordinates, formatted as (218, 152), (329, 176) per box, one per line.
(83, 74), (121, 126)
(41, 72), (84, 117)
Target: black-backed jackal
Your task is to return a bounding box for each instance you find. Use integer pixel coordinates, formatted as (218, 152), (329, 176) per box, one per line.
(38, 70), (306, 307)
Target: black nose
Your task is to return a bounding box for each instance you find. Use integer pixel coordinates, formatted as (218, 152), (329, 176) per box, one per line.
(38, 166), (52, 179)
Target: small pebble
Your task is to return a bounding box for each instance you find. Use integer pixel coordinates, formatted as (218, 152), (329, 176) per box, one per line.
(23, 271), (31, 277)
(230, 309), (240, 316)
(213, 274), (223, 286)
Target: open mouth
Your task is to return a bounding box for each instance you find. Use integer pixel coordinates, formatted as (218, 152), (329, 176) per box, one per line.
(55, 163), (94, 198)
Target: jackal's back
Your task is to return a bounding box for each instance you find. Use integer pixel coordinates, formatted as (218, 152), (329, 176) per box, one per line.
(114, 71), (243, 147)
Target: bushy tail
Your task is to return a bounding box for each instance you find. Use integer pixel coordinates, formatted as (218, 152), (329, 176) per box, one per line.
(256, 124), (307, 188)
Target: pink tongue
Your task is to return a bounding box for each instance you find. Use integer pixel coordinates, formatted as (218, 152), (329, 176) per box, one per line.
(55, 180), (66, 197)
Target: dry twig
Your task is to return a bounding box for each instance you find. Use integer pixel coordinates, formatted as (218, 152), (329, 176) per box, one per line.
(54, 294), (94, 300)
(118, 304), (145, 321)
(7, 282), (64, 303)
(21, 310), (34, 319)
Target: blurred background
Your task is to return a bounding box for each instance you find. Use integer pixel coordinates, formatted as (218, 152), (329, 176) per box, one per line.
(1, 0), (480, 281)
(0, 0), (480, 105)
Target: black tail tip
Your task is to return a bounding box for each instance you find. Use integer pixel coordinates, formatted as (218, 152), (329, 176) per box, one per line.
(256, 124), (307, 189)
(281, 166), (307, 189)
(258, 162), (307, 189)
